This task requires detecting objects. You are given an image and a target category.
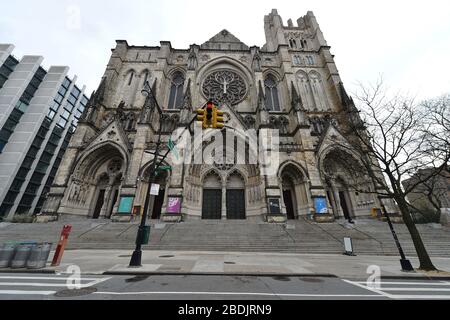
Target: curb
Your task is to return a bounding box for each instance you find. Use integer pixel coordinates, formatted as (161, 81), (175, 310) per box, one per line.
(103, 271), (338, 278)
(0, 268), (56, 274)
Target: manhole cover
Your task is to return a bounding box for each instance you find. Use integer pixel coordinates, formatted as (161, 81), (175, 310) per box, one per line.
(54, 287), (97, 297)
(272, 276), (291, 282)
(159, 255), (175, 258)
(224, 262), (236, 265)
(300, 278), (324, 283)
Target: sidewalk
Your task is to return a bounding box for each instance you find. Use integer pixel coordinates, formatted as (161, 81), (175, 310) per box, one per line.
(2, 250), (450, 280)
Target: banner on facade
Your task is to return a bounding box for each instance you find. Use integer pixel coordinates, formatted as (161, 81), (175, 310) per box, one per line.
(314, 197), (328, 214)
(268, 198), (281, 215)
(118, 197), (134, 214)
(167, 197), (182, 214)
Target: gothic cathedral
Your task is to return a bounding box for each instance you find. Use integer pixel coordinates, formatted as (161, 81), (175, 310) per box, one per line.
(42, 10), (383, 223)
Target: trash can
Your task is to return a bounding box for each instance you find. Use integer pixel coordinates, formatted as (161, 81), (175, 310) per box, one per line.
(26, 243), (52, 269)
(10, 243), (36, 269)
(0, 243), (17, 268)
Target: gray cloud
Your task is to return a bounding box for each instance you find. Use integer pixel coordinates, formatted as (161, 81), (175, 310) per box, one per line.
(1, 0), (449, 99)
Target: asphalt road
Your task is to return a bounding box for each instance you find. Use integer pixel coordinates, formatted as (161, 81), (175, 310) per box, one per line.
(0, 273), (449, 300)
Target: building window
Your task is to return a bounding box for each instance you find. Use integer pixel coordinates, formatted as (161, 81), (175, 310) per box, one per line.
(128, 72), (134, 86)
(264, 74), (281, 111)
(168, 72), (185, 109)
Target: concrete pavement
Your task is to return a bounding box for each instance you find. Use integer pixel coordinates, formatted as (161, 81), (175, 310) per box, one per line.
(2, 250), (450, 280)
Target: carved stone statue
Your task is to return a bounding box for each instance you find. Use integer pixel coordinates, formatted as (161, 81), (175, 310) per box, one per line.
(252, 48), (262, 72)
(187, 46), (198, 70)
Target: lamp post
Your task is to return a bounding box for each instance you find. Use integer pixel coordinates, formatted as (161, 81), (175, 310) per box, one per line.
(378, 196), (414, 272)
(129, 81), (164, 268)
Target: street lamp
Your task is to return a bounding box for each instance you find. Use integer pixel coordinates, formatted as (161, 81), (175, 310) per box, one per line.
(378, 196), (414, 272)
(129, 81), (164, 268)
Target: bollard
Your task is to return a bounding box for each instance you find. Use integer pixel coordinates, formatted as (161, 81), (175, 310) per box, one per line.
(51, 225), (72, 267)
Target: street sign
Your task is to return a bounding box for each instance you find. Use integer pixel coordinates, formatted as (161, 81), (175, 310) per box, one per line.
(150, 184), (160, 196)
(167, 138), (180, 160)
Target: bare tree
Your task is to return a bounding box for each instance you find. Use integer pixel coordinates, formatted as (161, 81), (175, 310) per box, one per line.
(336, 79), (450, 271)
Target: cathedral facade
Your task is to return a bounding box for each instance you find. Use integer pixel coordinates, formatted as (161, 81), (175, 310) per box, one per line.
(42, 10), (384, 223)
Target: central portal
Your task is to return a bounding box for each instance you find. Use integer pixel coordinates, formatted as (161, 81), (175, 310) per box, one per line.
(226, 189), (245, 219)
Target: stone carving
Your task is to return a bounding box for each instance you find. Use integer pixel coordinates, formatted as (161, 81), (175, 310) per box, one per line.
(202, 70), (247, 106)
(187, 47), (198, 70)
(252, 49), (262, 72)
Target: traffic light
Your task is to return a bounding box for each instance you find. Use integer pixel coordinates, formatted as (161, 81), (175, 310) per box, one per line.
(196, 108), (206, 128)
(214, 108), (225, 129)
(206, 102), (214, 126)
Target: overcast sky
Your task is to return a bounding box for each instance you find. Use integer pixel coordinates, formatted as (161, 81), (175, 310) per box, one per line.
(1, 0), (449, 100)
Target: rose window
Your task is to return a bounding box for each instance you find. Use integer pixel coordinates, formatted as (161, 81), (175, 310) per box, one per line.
(202, 70), (247, 106)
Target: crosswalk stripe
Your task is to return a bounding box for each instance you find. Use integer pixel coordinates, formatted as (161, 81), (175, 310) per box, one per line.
(0, 290), (56, 295)
(0, 276), (104, 281)
(381, 287), (450, 292)
(353, 281), (450, 286)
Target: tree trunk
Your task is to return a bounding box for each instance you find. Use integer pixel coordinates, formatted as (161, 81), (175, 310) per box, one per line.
(395, 196), (437, 271)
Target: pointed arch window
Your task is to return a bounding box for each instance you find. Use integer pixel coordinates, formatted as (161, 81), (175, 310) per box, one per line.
(128, 71), (134, 86)
(264, 74), (280, 111)
(168, 72), (185, 109)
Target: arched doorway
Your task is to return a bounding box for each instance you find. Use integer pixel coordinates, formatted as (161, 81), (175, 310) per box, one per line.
(66, 143), (126, 219)
(280, 163), (310, 220)
(321, 148), (367, 221)
(226, 171), (246, 220)
(202, 171), (222, 220)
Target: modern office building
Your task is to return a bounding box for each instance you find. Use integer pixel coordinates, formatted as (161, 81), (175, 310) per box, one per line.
(0, 44), (89, 220)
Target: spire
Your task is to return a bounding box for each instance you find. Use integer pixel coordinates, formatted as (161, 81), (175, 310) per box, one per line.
(180, 79), (192, 125)
(339, 82), (353, 109)
(93, 77), (107, 104)
(257, 81), (267, 111)
(182, 79), (192, 110)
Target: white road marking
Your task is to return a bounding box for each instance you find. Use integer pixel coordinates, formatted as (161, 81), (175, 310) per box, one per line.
(342, 279), (392, 298)
(344, 279), (450, 300)
(0, 276), (104, 281)
(93, 291), (381, 298)
(352, 281), (450, 286)
(0, 290), (56, 295)
(381, 287), (450, 292)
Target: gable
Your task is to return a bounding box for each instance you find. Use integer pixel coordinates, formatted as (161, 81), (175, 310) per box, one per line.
(83, 119), (132, 153)
(201, 29), (249, 50)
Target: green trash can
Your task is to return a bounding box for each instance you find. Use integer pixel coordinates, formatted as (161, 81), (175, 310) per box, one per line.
(142, 226), (151, 245)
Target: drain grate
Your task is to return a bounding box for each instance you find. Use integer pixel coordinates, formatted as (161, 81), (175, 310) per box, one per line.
(159, 255), (175, 258)
(54, 287), (97, 297)
(224, 261), (236, 265)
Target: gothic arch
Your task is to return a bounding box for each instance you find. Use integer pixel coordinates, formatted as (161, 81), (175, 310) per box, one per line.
(308, 70), (330, 111)
(226, 168), (248, 186)
(197, 56), (253, 88)
(73, 141), (129, 180)
(277, 160), (309, 183)
(296, 70), (315, 110)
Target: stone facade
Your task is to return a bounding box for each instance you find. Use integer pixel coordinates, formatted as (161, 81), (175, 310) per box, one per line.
(42, 10), (385, 222)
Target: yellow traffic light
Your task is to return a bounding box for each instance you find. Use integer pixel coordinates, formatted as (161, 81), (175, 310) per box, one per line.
(196, 108), (206, 129)
(214, 108), (225, 129)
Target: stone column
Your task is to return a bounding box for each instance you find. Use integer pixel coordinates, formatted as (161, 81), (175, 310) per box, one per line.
(221, 181), (227, 220)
